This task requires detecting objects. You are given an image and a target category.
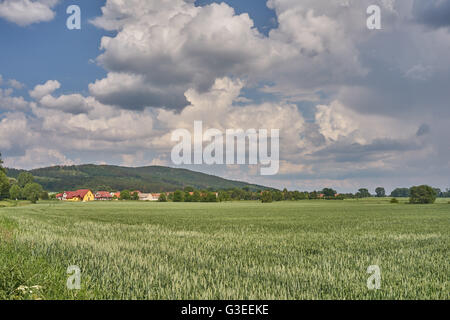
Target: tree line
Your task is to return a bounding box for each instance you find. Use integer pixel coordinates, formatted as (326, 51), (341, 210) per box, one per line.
(0, 155), (47, 203)
(0, 153), (446, 205)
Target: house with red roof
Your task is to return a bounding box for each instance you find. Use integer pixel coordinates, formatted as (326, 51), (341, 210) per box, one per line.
(63, 189), (94, 202)
(95, 191), (113, 201)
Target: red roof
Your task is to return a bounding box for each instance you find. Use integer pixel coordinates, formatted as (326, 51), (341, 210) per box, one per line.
(56, 193), (63, 197)
(95, 191), (112, 198)
(65, 189), (91, 200)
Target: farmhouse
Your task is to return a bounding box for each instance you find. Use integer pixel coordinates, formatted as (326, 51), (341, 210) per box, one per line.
(95, 191), (113, 201)
(138, 193), (161, 201)
(64, 189), (94, 202)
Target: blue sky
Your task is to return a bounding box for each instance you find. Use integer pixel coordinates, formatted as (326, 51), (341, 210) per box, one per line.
(1, 0), (450, 193)
(0, 0), (109, 96)
(1, 0), (277, 95)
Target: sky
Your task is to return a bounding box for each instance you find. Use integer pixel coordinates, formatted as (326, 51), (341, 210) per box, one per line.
(0, 0), (449, 193)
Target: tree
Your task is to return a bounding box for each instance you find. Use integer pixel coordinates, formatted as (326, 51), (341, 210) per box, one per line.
(9, 184), (22, 200)
(158, 193), (167, 202)
(391, 188), (410, 198)
(173, 190), (183, 202)
(119, 190), (131, 200)
(184, 191), (193, 202)
(192, 190), (201, 202)
(356, 188), (371, 198)
(206, 192), (218, 202)
(322, 188), (337, 198)
(261, 191), (273, 203)
(40, 191), (49, 200)
(184, 186), (194, 192)
(0, 152), (5, 174)
(409, 185), (436, 204)
(18, 172), (34, 188)
(0, 171), (10, 200)
(131, 191), (140, 201)
(433, 188), (442, 198)
(375, 187), (386, 198)
(22, 183), (43, 204)
(218, 191), (231, 202)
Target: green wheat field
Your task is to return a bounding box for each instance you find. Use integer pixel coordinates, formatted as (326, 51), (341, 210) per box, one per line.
(0, 199), (449, 300)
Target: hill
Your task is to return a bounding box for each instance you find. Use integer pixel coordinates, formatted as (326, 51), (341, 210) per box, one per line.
(6, 164), (270, 192)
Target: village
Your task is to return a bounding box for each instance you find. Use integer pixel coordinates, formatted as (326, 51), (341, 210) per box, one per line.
(55, 189), (164, 202)
(54, 189), (221, 202)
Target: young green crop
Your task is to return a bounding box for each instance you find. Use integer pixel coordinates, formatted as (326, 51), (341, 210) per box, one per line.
(0, 200), (449, 299)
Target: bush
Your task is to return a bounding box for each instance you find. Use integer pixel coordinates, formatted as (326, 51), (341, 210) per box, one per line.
(173, 190), (183, 202)
(9, 184), (22, 200)
(0, 172), (10, 200)
(22, 183), (43, 204)
(409, 185), (436, 204)
(158, 193), (167, 202)
(40, 191), (49, 200)
(261, 191), (273, 203)
(390, 198), (399, 204)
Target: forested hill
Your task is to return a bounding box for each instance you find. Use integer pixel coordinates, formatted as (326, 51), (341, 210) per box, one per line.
(6, 164), (270, 192)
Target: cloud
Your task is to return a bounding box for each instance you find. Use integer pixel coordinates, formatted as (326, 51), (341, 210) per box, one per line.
(3, 147), (75, 170)
(89, 73), (188, 110)
(0, 0), (59, 27)
(413, 0), (450, 29)
(29, 80), (60, 100)
(90, 0), (273, 110)
(8, 79), (25, 90)
(0, 88), (29, 112)
(0, 112), (35, 150)
(2, 0), (450, 192)
(89, 0), (367, 110)
(309, 138), (422, 163)
(38, 93), (92, 114)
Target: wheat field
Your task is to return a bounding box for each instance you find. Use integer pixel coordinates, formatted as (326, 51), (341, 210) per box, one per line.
(0, 200), (448, 300)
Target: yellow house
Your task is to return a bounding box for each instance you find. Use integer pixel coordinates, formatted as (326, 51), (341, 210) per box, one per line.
(64, 189), (94, 202)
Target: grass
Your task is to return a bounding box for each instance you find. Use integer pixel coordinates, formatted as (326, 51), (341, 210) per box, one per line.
(0, 199), (448, 300)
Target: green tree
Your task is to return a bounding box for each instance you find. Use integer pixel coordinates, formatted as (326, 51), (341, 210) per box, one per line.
(173, 190), (184, 202)
(0, 171), (10, 200)
(40, 191), (49, 200)
(23, 183), (43, 204)
(184, 191), (193, 202)
(192, 190), (201, 202)
(18, 172), (34, 188)
(390, 188), (410, 197)
(158, 193), (167, 202)
(184, 186), (194, 192)
(375, 187), (386, 197)
(0, 152), (5, 174)
(409, 185), (436, 204)
(206, 192), (218, 202)
(131, 191), (140, 201)
(261, 191), (273, 203)
(9, 184), (22, 200)
(356, 188), (371, 198)
(120, 190), (131, 200)
(218, 190), (231, 202)
(322, 188), (337, 198)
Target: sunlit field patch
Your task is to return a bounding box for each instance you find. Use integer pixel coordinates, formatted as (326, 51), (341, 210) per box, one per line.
(0, 200), (448, 300)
